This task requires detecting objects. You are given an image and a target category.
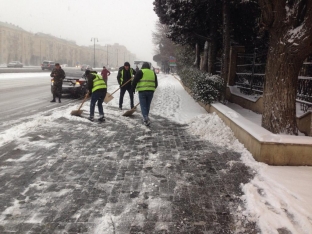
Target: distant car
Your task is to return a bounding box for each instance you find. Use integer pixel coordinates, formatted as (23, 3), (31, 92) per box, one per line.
(41, 61), (55, 70)
(7, 61), (23, 68)
(51, 72), (88, 98)
(81, 64), (92, 71)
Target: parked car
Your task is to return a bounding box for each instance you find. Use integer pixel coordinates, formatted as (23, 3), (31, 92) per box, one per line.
(7, 61), (23, 68)
(41, 61), (55, 70)
(80, 64), (92, 71)
(51, 72), (88, 98)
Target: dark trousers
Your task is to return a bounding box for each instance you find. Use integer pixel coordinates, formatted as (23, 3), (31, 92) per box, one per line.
(119, 85), (134, 108)
(138, 91), (154, 119)
(52, 83), (62, 100)
(90, 90), (107, 117)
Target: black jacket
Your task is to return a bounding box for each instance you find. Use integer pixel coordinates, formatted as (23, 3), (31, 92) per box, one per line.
(117, 67), (136, 86)
(132, 69), (158, 91)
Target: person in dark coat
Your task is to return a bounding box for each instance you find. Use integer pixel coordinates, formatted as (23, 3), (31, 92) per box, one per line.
(132, 62), (158, 126)
(86, 70), (107, 122)
(117, 62), (136, 110)
(50, 63), (65, 103)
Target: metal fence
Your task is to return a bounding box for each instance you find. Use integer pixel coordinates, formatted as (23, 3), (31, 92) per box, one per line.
(235, 52), (312, 112)
(235, 51), (266, 95)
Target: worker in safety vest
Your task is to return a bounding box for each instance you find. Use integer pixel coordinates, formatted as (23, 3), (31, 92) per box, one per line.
(131, 62), (158, 126)
(86, 70), (107, 122)
(117, 62), (136, 110)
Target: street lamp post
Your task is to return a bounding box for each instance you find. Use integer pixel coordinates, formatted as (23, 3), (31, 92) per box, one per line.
(106, 44), (110, 67)
(116, 48), (118, 67)
(91, 37), (98, 68)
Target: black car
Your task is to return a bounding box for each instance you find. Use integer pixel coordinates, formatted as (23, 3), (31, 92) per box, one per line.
(7, 61), (23, 68)
(51, 72), (88, 98)
(41, 61), (55, 70)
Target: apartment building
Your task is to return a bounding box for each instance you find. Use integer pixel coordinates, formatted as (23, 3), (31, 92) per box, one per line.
(0, 21), (135, 67)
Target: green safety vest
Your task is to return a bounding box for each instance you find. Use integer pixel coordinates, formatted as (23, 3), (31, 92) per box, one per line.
(120, 68), (133, 84)
(92, 74), (107, 93)
(136, 69), (156, 91)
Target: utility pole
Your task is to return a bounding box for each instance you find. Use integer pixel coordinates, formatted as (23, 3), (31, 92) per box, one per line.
(91, 38), (98, 68)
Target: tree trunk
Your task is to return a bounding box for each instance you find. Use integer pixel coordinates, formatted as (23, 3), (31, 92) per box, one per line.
(201, 41), (208, 72)
(208, 38), (217, 74)
(221, 0), (230, 101)
(259, 0), (312, 134)
(208, 0), (217, 74)
(194, 43), (200, 68)
(262, 44), (302, 135)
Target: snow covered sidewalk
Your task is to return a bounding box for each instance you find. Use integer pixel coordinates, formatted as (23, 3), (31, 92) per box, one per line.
(0, 73), (311, 233)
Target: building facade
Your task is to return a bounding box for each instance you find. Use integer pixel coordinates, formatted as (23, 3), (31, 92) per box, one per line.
(0, 21), (135, 67)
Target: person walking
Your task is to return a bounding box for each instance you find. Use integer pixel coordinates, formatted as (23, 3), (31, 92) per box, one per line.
(135, 65), (139, 73)
(101, 66), (111, 86)
(86, 70), (107, 122)
(132, 62), (158, 126)
(50, 63), (65, 103)
(117, 62), (136, 110)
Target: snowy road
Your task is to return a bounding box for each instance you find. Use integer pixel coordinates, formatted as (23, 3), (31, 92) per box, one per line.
(0, 73), (82, 131)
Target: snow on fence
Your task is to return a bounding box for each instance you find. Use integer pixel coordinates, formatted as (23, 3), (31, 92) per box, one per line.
(234, 51), (312, 113)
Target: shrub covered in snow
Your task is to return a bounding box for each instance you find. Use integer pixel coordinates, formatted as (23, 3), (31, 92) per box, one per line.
(178, 66), (224, 104)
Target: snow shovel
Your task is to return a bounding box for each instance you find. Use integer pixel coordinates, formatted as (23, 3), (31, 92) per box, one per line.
(104, 79), (132, 104)
(70, 92), (89, 116)
(122, 103), (140, 116)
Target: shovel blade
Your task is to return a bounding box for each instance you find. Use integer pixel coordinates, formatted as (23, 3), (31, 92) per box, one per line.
(122, 107), (137, 116)
(103, 93), (114, 104)
(71, 110), (83, 116)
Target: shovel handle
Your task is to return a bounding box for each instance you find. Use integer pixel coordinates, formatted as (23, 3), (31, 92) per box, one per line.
(77, 92), (89, 111)
(109, 78), (133, 96)
(132, 102), (140, 109)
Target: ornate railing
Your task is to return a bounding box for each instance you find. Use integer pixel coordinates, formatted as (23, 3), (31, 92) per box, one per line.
(235, 52), (266, 95)
(235, 53), (312, 112)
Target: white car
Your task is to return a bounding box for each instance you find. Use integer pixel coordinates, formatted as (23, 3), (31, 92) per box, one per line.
(7, 61), (23, 68)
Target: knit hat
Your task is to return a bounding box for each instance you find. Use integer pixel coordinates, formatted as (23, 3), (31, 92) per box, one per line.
(124, 62), (130, 66)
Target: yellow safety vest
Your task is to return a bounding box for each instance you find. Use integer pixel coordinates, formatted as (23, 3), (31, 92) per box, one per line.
(120, 68), (133, 84)
(92, 74), (107, 93)
(136, 69), (156, 91)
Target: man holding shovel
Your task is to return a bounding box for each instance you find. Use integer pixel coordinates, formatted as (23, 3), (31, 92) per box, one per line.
(117, 62), (136, 110)
(132, 62), (158, 126)
(86, 70), (107, 122)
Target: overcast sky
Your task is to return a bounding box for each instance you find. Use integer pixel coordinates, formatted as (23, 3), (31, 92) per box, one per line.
(0, 0), (159, 64)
